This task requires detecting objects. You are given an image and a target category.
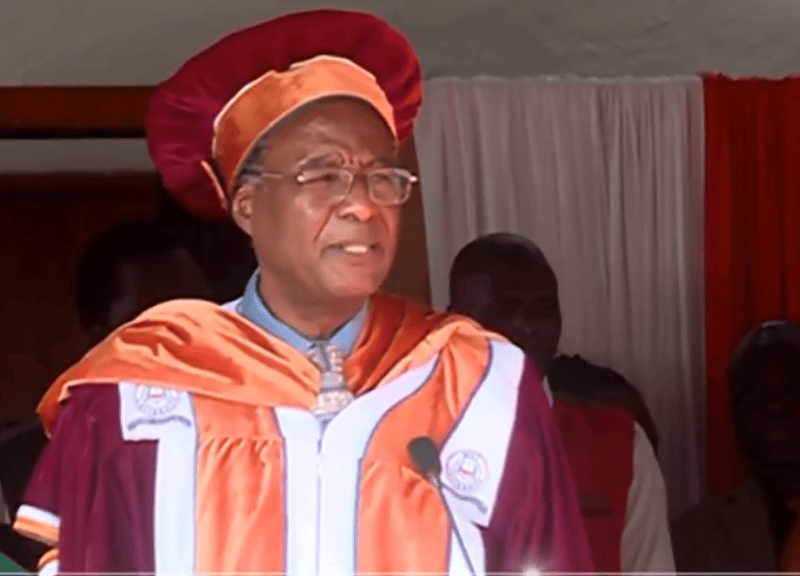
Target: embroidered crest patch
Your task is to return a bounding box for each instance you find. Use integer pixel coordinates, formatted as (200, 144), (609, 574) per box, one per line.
(444, 449), (489, 494)
(134, 386), (181, 417)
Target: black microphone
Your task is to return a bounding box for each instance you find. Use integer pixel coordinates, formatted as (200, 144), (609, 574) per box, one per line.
(407, 436), (478, 576)
(408, 436), (442, 477)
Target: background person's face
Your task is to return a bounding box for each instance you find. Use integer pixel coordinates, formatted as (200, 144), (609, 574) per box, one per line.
(237, 98), (401, 311)
(456, 262), (562, 377)
(732, 345), (800, 495)
(94, 247), (212, 340)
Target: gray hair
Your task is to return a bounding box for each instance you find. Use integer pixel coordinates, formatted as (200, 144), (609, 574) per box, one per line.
(233, 133), (271, 192)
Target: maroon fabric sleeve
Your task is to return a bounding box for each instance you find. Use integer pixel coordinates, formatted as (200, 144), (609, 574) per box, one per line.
(19, 385), (158, 573)
(481, 356), (595, 574)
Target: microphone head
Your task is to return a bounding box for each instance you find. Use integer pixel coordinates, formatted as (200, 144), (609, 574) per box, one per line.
(407, 436), (442, 477)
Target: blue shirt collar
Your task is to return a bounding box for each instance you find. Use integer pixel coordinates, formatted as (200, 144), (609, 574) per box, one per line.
(238, 271), (369, 357)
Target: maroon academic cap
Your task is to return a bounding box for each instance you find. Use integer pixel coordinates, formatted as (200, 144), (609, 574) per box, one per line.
(145, 9), (423, 220)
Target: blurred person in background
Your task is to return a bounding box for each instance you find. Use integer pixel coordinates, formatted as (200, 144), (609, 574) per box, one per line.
(449, 232), (674, 573)
(0, 218), (211, 570)
(673, 319), (800, 572)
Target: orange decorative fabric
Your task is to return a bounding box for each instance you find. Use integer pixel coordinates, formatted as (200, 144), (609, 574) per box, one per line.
(36, 292), (494, 435)
(186, 320), (495, 574)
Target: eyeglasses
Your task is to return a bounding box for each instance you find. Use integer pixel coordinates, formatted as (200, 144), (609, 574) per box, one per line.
(260, 166), (418, 206)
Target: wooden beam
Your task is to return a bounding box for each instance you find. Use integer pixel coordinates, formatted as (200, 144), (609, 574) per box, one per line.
(0, 172), (161, 196)
(0, 86), (154, 138)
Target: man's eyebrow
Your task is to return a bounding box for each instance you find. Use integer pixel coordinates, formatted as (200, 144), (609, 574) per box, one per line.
(369, 156), (397, 167)
(296, 154), (398, 171)
(296, 153), (343, 170)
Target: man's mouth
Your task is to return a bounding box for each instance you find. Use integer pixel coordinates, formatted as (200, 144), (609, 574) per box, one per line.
(330, 243), (378, 255)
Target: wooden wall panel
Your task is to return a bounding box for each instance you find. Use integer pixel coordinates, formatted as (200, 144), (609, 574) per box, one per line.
(0, 174), (160, 424)
(0, 86), (152, 138)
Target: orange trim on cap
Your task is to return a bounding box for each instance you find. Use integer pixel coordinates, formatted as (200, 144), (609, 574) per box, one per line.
(200, 160), (230, 212)
(210, 55), (397, 197)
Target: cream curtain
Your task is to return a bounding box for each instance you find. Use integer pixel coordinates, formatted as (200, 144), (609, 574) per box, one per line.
(414, 76), (705, 518)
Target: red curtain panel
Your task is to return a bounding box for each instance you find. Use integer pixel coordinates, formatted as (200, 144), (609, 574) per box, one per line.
(704, 73), (800, 496)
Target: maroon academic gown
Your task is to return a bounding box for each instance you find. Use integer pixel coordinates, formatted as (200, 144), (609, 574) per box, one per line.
(16, 299), (594, 574)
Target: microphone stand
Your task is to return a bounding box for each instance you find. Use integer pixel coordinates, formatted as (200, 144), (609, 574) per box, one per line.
(427, 472), (479, 576)
(408, 436), (479, 576)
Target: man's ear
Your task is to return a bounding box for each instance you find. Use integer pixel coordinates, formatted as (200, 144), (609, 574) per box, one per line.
(230, 182), (256, 238)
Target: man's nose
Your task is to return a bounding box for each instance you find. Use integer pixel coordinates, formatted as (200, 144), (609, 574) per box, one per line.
(338, 174), (376, 221)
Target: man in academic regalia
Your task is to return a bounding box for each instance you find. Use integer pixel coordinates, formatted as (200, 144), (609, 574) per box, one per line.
(449, 233), (675, 573)
(12, 11), (593, 575)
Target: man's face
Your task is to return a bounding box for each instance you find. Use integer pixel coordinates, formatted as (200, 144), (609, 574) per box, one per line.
(457, 262), (562, 377)
(732, 345), (800, 495)
(233, 98), (401, 311)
